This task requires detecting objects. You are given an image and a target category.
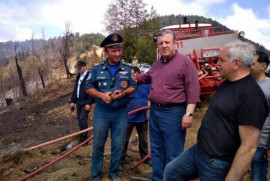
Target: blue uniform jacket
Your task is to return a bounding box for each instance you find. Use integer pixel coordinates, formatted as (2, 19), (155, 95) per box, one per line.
(85, 60), (137, 108)
(128, 83), (151, 123)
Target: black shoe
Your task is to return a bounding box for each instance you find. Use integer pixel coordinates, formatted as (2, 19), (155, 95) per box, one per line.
(77, 139), (88, 146)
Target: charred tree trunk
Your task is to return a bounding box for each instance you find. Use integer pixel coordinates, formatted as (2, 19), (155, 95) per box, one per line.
(59, 22), (75, 79)
(15, 55), (28, 97)
(31, 35), (46, 89)
(38, 67), (45, 88)
(62, 51), (73, 79)
(60, 35), (74, 79)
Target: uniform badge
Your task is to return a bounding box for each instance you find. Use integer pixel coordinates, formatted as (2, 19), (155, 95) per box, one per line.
(101, 71), (104, 74)
(119, 71), (128, 75)
(121, 81), (128, 88)
(113, 34), (118, 42)
(103, 82), (107, 87)
(97, 76), (106, 80)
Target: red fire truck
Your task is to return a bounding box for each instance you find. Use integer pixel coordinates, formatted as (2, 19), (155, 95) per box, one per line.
(159, 20), (244, 95)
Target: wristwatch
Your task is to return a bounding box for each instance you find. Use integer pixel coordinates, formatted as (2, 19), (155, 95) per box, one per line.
(185, 112), (193, 117)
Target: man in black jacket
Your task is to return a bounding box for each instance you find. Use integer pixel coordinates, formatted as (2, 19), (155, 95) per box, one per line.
(70, 60), (95, 144)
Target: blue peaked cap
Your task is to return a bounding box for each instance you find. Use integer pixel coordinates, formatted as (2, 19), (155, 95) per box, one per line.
(100, 33), (123, 48)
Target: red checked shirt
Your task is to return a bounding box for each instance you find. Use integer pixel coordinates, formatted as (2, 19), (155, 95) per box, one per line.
(136, 51), (200, 104)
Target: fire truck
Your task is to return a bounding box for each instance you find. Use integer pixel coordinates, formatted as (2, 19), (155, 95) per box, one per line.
(159, 19), (244, 95)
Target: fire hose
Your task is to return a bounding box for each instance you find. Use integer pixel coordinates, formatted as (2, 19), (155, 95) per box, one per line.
(24, 127), (93, 151)
(17, 105), (151, 180)
(135, 152), (151, 167)
(16, 136), (93, 181)
(128, 105), (150, 115)
(24, 105), (150, 151)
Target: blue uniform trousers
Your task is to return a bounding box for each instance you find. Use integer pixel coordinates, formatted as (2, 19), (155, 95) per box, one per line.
(91, 103), (127, 179)
(149, 103), (186, 181)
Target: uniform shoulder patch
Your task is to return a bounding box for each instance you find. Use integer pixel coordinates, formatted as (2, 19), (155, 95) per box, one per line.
(94, 61), (105, 66)
(122, 61), (132, 67)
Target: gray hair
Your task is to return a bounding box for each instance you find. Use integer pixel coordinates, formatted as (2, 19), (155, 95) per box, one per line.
(157, 29), (176, 42)
(225, 40), (255, 67)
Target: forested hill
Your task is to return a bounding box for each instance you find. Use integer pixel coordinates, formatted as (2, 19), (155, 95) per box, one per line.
(0, 33), (105, 62)
(158, 15), (270, 56)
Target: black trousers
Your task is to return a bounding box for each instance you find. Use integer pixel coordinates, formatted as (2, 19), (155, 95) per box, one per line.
(122, 120), (149, 161)
(76, 104), (90, 142)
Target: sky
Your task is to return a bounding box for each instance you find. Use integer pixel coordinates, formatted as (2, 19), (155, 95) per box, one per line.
(0, 0), (270, 50)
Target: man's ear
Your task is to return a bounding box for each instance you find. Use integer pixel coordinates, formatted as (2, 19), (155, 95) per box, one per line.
(233, 59), (242, 69)
(261, 62), (267, 71)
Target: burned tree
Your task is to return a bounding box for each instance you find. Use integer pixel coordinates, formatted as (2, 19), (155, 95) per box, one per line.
(15, 53), (28, 97)
(31, 34), (45, 89)
(59, 22), (75, 79)
(103, 0), (159, 62)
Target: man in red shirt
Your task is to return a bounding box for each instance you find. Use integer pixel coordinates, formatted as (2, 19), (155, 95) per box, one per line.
(134, 29), (201, 181)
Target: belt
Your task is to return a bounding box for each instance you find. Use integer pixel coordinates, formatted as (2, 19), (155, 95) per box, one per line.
(152, 102), (186, 107)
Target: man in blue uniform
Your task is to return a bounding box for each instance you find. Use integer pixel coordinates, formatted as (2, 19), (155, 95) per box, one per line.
(70, 60), (94, 144)
(86, 33), (136, 181)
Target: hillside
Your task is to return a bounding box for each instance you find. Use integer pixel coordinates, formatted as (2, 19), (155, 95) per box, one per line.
(0, 79), (173, 180)
(0, 33), (105, 62)
(0, 82), (264, 180)
(0, 79), (201, 181)
(0, 38), (54, 61)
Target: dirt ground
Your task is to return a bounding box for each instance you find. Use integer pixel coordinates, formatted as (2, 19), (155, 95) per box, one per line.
(0, 81), (268, 181)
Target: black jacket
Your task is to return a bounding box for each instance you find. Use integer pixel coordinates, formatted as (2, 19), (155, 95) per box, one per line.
(70, 71), (95, 106)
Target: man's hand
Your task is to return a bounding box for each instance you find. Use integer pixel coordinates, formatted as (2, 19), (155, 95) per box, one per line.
(70, 102), (75, 111)
(182, 103), (196, 130)
(110, 90), (123, 100)
(101, 92), (113, 104)
(85, 104), (91, 111)
(182, 115), (193, 130)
